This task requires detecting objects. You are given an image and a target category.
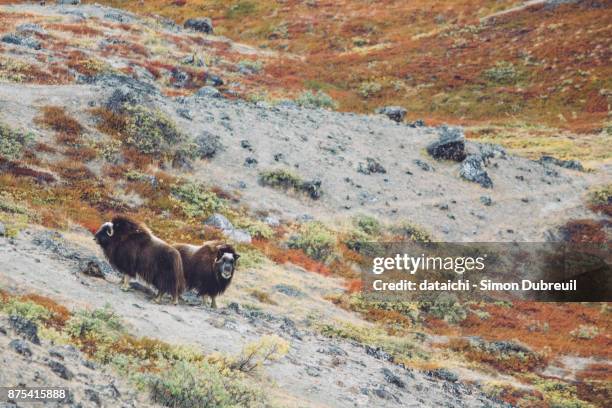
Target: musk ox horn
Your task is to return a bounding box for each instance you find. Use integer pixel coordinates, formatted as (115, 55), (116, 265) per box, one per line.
(102, 222), (114, 237)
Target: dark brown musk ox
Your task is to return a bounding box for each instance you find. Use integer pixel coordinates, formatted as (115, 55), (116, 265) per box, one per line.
(173, 241), (240, 308)
(94, 216), (185, 304)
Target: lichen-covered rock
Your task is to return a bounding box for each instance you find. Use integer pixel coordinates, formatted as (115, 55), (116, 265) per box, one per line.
(1, 33), (41, 50)
(184, 18), (214, 34)
(376, 106), (406, 123)
(195, 86), (221, 98)
(9, 339), (32, 357)
(204, 213), (234, 231)
(427, 125), (466, 161)
(9, 316), (40, 344)
(195, 131), (223, 158)
(358, 158), (386, 175)
(460, 155), (493, 188)
(539, 155), (583, 171)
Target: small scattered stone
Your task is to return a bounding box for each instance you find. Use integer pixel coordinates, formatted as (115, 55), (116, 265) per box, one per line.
(407, 119), (425, 128)
(240, 140), (253, 150)
(48, 360), (73, 380)
(414, 159), (434, 172)
(274, 284), (304, 297)
(80, 259), (106, 278)
(1, 33), (41, 50)
(195, 86), (221, 98)
(376, 106), (406, 123)
(358, 158), (386, 175)
(305, 365), (321, 377)
(84, 389), (101, 406)
(184, 18), (214, 34)
(204, 213), (234, 231)
(9, 316), (40, 344)
(195, 131), (223, 158)
(81, 359), (97, 370)
(206, 74), (224, 87)
(460, 155), (493, 188)
(539, 155), (583, 171)
(301, 179), (322, 200)
(177, 108), (193, 120)
(365, 345), (394, 362)
(429, 368), (458, 382)
(16, 23), (47, 35)
(171, 68), (191, 88)
(280, 317), (302, 340)
(372, 387), (399, 402)
(317, 344), (348, 356)
(382, 368), (405, 388)
(480, 196), (493, 206)
(263, 215), (280, 227)
(244, 157), (258, 168)
(9, 339), (32, 357)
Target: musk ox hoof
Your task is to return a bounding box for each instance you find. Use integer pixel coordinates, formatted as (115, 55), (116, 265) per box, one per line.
(120, 285), (131, 292)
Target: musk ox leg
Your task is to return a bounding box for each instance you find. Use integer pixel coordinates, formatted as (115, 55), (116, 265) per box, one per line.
(210, 296), (217, 309)
(121, 275), (131, 291)
(153, 291), (164, 304)
(201, 295), (209, 306)
(172, 294), (180, 305)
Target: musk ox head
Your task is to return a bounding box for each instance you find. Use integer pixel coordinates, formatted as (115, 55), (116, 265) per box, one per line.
(94, 216), (146, 247)
(214, 245), (240, 280)
(94, 221), (114, 247)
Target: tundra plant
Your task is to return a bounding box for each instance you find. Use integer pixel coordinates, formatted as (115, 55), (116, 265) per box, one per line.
(0, 123), (34, 159)
(296, 90), (337, 109)
(287, 222), (336, 262)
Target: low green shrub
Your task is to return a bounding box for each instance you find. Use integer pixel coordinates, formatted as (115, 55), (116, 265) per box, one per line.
(391, 221), (432, 242)
(259, 169), (303, 190)
(145, 360), (265, 408)
(171, 182), (226, 218)
(259, 169), (322, 200)
(1, 298), (52, 323)
(420, 294), (467, 324)
(287, 222), (336, 262)
(353, 214), (382, 236)
(123, 105), (187, 156)
(233, 217), (274, 240)
(234, 245), (266, 269)
(483, 61), (520, 85)
(296, 90), (337, 109)
(66, 305), (124, 344)
(0, 123), (34, 159)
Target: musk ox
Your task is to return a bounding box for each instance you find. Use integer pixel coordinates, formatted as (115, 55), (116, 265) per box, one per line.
(174, 241), (240, 308)
(94, 216), (185, 304)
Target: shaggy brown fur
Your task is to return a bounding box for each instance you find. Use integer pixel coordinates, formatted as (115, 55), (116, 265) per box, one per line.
(94, 215), (185, 304)
(174, 241), (239, 308)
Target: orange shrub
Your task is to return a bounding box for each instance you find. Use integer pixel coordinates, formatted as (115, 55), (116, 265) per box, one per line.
(53, 160), (95, 181)
(252, 239), (331, 276)
(36, 106), (83, 136)
(19, 294), (71, 329)
(46, 23), (102, 36)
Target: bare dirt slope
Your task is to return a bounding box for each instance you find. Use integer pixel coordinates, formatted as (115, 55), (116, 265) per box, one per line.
(0, 226), (505, 408)
(0, 80), (608, 242)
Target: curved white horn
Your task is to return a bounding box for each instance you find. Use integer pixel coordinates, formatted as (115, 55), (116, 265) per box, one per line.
(102, 222), (114, 237)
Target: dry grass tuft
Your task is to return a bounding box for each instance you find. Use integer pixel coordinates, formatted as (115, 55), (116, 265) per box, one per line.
(36, 106), (83, 136)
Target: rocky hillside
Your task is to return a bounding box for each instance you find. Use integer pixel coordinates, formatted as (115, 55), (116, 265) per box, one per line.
(0, 3), (610, 408)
